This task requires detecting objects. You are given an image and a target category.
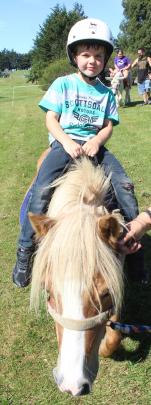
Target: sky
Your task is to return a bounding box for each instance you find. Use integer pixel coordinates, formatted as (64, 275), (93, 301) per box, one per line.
(0, 0), (124, 54)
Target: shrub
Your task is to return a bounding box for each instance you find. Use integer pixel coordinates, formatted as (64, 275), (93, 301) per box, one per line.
(39, 59), (76, 90)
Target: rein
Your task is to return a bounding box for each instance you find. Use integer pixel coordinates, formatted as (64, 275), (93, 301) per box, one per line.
(48, 303), (151, 334)
(107, 320), (151, 334)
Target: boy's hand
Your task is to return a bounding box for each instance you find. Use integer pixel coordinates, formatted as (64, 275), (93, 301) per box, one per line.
(82, 138), (100, 157)
(63, 138), (83, 159)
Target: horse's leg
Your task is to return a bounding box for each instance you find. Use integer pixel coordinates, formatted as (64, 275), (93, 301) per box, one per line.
(115, 93), (119, 108)
(99, 315), (122, 357)
(125, 87), (131, 105)
(117, 89), (123, 107)
(119, 81), (124, 106)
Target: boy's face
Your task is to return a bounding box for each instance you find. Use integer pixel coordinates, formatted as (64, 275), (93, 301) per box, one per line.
(74, 45), (105, 79)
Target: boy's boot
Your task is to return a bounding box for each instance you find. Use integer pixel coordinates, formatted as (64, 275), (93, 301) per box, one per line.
(12, 246), (35, 287)
(125, 247), (148, 284)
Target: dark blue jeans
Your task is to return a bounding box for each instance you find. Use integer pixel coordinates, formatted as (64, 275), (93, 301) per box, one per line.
(18, 140), (139, 248)
(96, 146), (139, 221)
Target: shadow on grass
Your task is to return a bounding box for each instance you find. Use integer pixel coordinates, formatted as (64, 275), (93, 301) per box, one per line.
(122, 100), (150, 108)
(112, 233), (151, 363)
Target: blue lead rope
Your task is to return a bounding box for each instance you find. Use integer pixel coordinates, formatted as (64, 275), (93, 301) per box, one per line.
(107, 320), (151, 334)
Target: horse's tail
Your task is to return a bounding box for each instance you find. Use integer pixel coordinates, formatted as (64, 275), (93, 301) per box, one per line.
(50, 156), (111, 208)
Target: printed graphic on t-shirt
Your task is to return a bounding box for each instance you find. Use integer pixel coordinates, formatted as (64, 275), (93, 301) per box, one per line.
(73, 111), (99, 124)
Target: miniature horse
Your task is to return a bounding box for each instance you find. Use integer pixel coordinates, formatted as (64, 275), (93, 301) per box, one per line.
(29, 157), (124, 396)
(110, 71), (132, 107)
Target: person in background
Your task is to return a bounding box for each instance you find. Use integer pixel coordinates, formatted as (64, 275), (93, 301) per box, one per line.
(132, 48), (151, 105)
(112, 49), (132, 105)
(114, 49), (131, 82)
(146, 52), (151, 100)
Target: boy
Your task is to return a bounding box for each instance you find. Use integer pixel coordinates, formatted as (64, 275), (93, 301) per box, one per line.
(13, 18), (145, 287)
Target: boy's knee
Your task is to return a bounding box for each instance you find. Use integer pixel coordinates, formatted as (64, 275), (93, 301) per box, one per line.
(122, 181), (134, 192)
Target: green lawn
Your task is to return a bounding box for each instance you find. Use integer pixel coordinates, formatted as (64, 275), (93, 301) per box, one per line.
(0, 71), (151, 405)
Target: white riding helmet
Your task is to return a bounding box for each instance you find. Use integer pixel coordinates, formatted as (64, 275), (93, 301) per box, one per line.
(67, 18), (114, 67)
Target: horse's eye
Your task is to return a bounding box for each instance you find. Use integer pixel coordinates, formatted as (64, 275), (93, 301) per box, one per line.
(101, 290), (110, 300)
(100, 290), (112, 311)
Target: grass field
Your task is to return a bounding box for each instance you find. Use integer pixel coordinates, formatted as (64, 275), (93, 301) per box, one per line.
(0, 71), (151, 405)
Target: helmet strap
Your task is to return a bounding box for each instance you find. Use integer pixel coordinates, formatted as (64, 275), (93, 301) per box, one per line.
(78, 69), (100, 82)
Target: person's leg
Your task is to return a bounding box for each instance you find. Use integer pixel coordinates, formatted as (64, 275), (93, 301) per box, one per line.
(123, 69), (129, 80)
(97, 147), (138, 221)
(96, 147), (147, 283)
(19, 141), (72, 247)
(13, 141), (72, 287)
(144, 79), (150, 104)
(36, 147), (51, 172)
(143, 91), (148, 104)
(20, 148), (51, 226)
(138, 82), (148, 105)
(148, 75), (151, 101)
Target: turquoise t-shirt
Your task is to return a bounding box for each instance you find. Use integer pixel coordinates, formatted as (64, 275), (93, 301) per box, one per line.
(39, 73), (119, 144)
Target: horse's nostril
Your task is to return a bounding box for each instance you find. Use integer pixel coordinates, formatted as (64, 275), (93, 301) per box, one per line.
(79, 383), (90, 396)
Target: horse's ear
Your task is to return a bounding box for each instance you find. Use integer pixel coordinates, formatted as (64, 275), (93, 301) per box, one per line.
(98, 214), (121, 250)
(28, 212), (56, 237)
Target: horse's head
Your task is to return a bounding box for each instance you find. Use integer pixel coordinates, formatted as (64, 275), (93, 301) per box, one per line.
(29, 158), (124, 396)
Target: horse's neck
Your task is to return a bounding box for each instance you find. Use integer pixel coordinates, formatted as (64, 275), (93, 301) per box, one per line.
(115, 72), (122, 80)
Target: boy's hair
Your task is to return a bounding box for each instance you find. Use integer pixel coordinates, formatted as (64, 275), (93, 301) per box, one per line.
(70, 39), (106, 57)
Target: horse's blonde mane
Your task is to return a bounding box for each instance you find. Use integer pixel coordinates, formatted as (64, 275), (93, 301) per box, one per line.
(30, 158), (124, 314)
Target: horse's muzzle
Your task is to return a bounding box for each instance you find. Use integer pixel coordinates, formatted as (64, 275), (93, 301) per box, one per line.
(75, 383), (90, 396)
(53, 367), (91, 396)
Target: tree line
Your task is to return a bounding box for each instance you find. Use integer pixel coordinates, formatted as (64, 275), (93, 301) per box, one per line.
(0, 49), (32, 72)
